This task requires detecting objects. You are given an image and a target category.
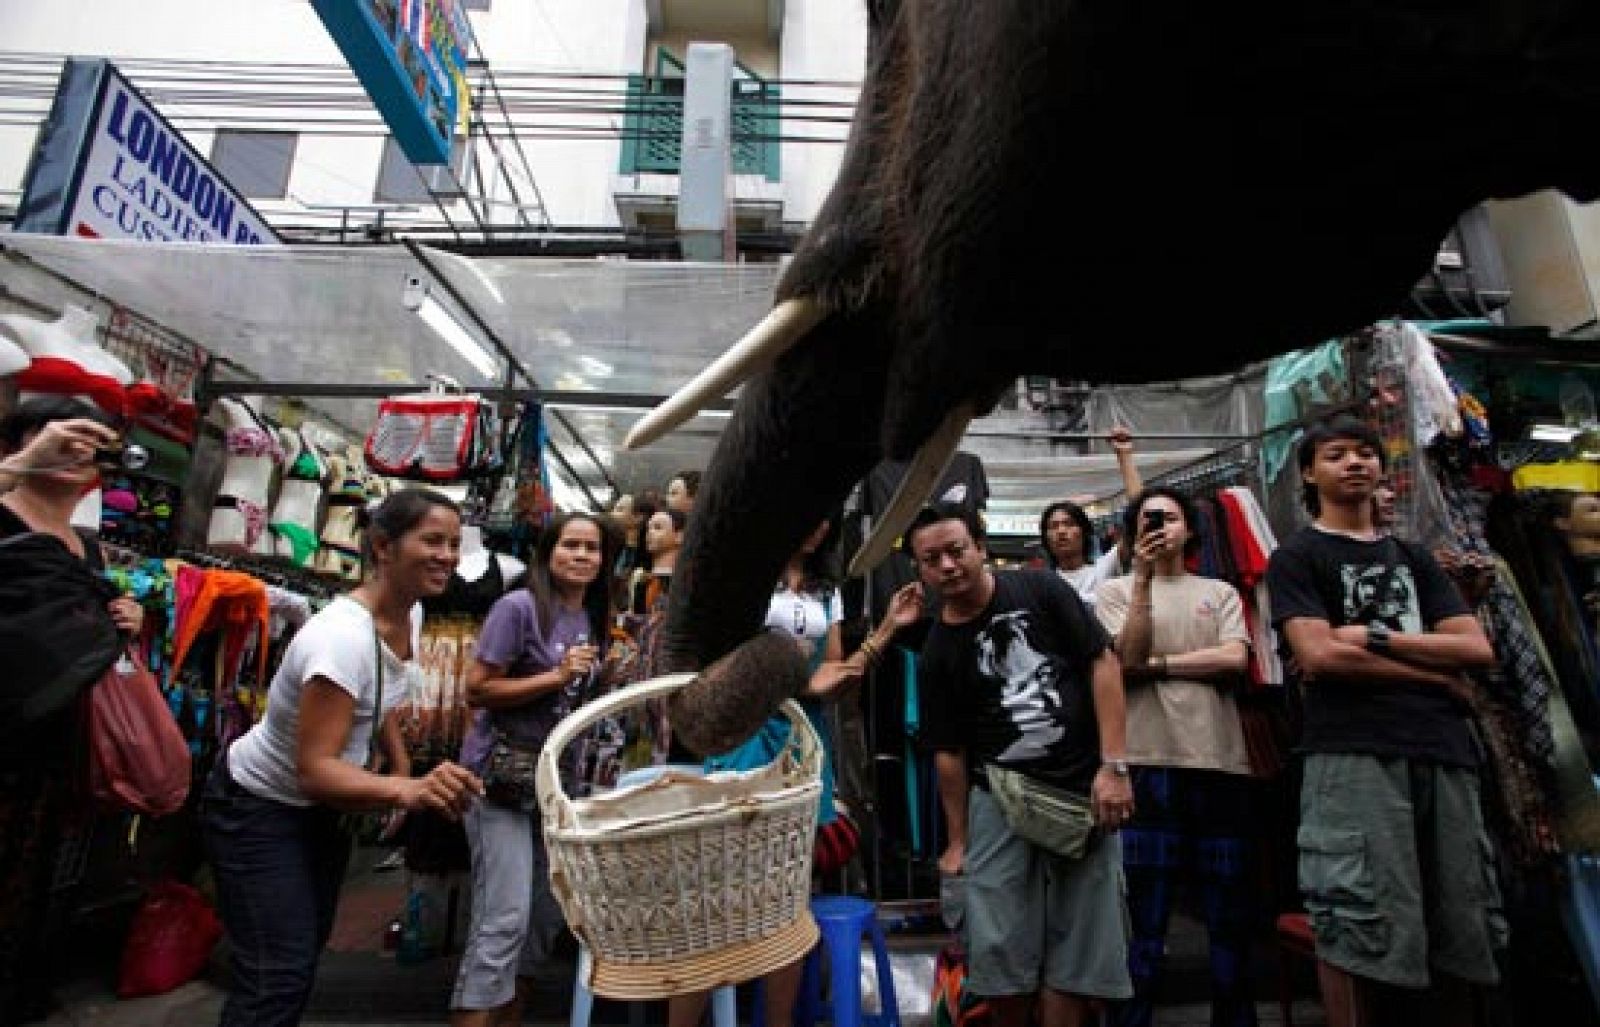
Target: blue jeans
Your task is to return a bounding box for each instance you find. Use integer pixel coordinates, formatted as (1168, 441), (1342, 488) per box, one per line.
(201, 755), (351, 1027)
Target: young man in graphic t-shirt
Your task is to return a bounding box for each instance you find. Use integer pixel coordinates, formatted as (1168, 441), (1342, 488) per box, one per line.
(911, 502), (1135, 1027)
(1266, 417), (1502, 1027)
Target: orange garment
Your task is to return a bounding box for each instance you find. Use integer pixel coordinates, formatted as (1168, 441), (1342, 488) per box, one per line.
(170, 565), (271, 691)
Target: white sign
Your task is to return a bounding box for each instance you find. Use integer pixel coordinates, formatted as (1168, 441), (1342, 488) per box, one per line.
(41, 62), (278, 245)
(984, 513), (1038, 537)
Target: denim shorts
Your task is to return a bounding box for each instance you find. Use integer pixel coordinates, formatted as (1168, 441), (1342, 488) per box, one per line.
(1298, 753), (1507, 988)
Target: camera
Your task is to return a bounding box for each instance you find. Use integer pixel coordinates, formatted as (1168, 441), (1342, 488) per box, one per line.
(96, 443), (151, 473)
(1142, 509), (1165, 536)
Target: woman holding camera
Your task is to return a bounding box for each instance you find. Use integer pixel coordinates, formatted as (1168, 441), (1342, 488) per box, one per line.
(0, 397), (145, 1024)
(1093, 487), (1257, 1027)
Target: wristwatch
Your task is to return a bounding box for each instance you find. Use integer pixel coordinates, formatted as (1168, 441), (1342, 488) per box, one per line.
(1103, 758), (1130, 777)
(1365, 622), (1392, 655)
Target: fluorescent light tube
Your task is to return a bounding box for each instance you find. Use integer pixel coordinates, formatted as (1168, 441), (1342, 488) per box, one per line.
(543, 401), (732, 419)
(1529, 424), (1579, 443)
(416, 296), (499, 379)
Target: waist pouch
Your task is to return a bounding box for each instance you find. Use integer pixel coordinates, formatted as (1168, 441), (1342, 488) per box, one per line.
(985, 763), (1096, 860)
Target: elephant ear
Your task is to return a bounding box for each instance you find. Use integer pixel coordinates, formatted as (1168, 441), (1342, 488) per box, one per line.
(666, 631), (810, 758)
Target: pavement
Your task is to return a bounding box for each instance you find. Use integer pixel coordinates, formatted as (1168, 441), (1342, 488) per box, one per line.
(33, 847), (1329, 1026)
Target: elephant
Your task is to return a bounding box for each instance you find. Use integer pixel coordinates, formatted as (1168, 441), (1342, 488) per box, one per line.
(628, 0), (1600, 754)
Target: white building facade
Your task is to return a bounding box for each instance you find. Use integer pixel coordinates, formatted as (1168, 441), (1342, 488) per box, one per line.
(0, 0), (867, 240)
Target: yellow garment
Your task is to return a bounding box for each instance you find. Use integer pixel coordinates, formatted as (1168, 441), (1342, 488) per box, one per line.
(1512, 461), (1600, 493)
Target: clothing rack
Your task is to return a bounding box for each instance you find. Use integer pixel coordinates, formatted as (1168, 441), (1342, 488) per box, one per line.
(1146, 453), (1255, 496)
(1094, 438), (1259, 507)
(174, 547), (341, 601)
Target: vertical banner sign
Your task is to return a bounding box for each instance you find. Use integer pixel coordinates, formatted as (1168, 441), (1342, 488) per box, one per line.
(312, 0), (473, 166)
(15, 59), (279, 244)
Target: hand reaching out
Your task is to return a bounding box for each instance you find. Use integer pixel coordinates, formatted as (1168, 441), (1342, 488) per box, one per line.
(809, 660), (865, 698)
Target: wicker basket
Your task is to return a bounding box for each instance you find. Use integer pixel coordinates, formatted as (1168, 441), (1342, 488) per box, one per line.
(535, 673), (822, 1000)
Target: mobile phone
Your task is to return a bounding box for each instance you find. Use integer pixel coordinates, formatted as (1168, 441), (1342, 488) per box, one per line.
(1143, 509), (1165, 536)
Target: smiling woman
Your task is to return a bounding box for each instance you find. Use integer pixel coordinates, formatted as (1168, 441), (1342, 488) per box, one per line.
(202, 488), (481, 1027)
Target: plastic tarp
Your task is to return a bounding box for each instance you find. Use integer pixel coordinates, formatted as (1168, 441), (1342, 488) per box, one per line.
(1, 233), (1234, 517)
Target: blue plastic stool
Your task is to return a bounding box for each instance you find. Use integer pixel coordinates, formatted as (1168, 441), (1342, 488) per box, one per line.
(570, 946), (737, 1027)
(569, 764), (737, 1027)
(793, 895), (901, 1027)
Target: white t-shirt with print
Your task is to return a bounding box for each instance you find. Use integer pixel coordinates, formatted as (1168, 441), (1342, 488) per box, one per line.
(765, 585), (843, 667)
(228, 596), (423, 807)
(1058, 548), (1122, 609)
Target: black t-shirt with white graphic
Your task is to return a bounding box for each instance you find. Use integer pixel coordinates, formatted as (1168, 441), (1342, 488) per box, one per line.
(919, 569), (1109, 793)
(1266, 527), (1476, 766)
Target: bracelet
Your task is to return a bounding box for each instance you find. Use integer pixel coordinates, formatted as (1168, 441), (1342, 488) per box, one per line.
(858, 638), (882, 666)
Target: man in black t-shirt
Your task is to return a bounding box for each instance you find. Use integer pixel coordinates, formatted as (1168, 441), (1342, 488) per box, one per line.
(910, 503), (1134, 1027)
(1266, 417), (1503, 1027)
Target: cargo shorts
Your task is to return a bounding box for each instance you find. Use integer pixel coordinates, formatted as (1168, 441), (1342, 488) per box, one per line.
(1298, 753), (1508, 989)
(962, 785), (1133, 1000)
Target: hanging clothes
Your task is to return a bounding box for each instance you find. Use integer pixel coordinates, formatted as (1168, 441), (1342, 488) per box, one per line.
(1216, 487), (1285, 688)
(169, 565), (271, 696)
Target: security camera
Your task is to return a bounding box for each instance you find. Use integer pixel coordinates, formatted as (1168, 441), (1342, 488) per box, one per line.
(401, 274), (428, 311)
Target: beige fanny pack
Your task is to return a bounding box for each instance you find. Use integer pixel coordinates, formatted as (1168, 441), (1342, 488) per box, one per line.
(985, 763), (1097, 859)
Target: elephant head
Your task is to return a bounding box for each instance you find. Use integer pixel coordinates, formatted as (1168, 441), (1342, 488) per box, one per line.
(632, 0), (1600, 755)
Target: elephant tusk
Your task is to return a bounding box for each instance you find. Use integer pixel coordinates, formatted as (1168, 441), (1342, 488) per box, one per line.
(623, 297), (825, 450)
(847, 403), (975, 578)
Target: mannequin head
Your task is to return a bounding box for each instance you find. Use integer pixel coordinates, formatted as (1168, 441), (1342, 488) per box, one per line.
(645, 508), (687, 568)
(612, 493), (641, 543)
(665, 470), (700, 514)
(0, 334), (28, 376)
(1553, 491), (1600, 558)
(1371, 477), (1397, 530)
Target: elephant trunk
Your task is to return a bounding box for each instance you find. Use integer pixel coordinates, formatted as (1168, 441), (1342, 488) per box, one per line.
(660, 310), (889, 756)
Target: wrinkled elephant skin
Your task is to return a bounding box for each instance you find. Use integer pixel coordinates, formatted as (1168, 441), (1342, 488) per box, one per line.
(659, 0), (1600, 715)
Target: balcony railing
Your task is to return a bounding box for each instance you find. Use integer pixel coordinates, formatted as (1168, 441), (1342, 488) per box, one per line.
(618, 55), (781, 182)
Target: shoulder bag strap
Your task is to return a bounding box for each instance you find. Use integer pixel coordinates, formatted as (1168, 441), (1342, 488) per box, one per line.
(367, 625), (385, 770)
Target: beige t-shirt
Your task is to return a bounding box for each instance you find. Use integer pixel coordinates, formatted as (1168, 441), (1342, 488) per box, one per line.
(1096, 574), (1252, 775)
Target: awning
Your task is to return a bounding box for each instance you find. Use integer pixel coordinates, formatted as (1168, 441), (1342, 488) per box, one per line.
(0, 232), (1245, 520)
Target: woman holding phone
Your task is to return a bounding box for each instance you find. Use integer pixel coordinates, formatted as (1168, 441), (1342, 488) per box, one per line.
(1091, 487), (1259, 1027)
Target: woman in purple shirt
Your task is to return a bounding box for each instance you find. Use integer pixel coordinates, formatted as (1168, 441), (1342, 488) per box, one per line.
(450, 512), (619, 1027)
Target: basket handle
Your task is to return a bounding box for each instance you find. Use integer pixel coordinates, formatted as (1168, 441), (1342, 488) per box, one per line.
(535, 672), (819, 826)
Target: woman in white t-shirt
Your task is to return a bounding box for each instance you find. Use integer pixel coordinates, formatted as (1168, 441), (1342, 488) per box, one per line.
(202, 490), (483, 1027)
